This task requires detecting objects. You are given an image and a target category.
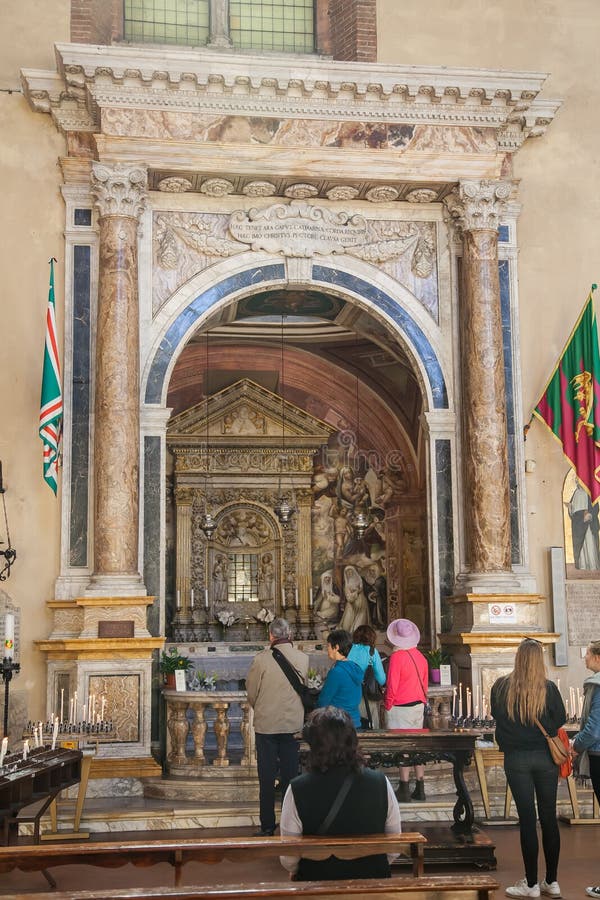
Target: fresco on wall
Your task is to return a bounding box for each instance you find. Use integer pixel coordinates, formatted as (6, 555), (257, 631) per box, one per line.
(311, 436), (409, 633)
(563, 468), (600, 578)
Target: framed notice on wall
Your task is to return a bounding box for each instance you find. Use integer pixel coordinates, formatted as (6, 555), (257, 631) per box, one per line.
(174, 670), (187, 691)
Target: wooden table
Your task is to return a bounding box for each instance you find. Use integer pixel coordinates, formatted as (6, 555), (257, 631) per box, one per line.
(357, 729), (481, 834)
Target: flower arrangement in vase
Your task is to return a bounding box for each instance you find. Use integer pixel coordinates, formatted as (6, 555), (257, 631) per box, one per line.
(216, 609), (238, 639)
(159, 647), (193, 688)
(255, 606), (275, 638)
(307, 668), (323, 690)
(425, 647), (448, 684)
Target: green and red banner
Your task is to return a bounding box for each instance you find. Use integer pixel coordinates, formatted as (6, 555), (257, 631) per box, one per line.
(39, 259), (62, 495)
(533, 286), (600, 503)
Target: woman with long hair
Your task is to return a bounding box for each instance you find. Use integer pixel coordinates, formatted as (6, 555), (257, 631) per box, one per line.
(279, 706), (401, 880)
(571, 640), (600, 898)
(491, 639), (566, 899)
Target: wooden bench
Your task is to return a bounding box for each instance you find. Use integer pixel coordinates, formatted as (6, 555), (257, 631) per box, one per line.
(11, 873), (500, 900)
(0, 832), (427, 887)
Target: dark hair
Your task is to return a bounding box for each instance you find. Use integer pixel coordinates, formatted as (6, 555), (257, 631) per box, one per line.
(327, 629), (352, 658)
(353, 624), (376, 650)
(303, 706), (365, 773)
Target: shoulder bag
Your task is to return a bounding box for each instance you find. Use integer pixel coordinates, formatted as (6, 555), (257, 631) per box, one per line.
(534, 718), (572, 777)
(363, 648), (383, 701)
(271, 647), (318, 713)
(405, 650), (433, 728)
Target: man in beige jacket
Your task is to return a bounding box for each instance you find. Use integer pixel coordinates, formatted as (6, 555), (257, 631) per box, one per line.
(246, 617), (309, 836)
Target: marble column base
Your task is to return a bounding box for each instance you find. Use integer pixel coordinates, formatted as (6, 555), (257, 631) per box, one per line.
(85, 574), (147, 597)
(454, 570), (537, 596)
(448, 591), (545, 634)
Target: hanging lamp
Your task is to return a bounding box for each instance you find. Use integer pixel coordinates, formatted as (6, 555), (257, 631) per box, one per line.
(352, 348), (371, 540)
(274, 314), (295, 527)
(199, 330), (217, 540)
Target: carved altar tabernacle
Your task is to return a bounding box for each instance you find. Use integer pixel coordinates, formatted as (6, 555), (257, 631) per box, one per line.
(167, 378), (334, 634)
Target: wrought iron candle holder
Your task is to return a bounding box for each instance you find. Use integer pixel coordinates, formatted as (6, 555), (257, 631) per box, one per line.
(2, 655), (21, 738)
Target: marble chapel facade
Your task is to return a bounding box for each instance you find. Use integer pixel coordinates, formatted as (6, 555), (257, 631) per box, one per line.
(2, 1), (599, 798)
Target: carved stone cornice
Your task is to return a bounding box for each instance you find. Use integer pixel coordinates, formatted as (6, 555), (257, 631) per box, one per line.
(21, 43), (560, 149)
(443, 180), (514, 233)
(91, 162), (148, 219)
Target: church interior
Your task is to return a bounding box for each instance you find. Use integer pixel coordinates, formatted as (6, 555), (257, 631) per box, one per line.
(2, 0), (600, 890)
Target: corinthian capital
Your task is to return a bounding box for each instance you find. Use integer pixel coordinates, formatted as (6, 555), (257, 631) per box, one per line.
(444, 180), (514, 233)
(91, 162), (148, 219)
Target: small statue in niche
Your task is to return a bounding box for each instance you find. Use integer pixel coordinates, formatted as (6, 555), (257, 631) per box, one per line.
(212, 555), (228, 603)
(257, 552), (275, 603)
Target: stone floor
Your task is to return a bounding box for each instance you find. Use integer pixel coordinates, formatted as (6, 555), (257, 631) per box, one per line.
(2, 815), (600, 897)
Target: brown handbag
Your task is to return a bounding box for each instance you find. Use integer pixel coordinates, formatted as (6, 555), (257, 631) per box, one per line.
(534, 718), (571, 766)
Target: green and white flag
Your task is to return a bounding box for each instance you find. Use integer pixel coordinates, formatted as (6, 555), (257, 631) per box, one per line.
(39, 259), (62, 494)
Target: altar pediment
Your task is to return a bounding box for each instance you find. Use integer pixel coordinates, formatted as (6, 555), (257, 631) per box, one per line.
(167, 378), (334, 452)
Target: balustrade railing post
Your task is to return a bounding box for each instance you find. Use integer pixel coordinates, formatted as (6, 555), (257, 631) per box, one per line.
(190, 702), (208, 765)
(212, 701), (230, 767)
(167, 699), (190, 766)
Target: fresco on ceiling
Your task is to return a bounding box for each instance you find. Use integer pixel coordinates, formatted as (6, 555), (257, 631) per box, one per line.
(237, 290), (344, 320)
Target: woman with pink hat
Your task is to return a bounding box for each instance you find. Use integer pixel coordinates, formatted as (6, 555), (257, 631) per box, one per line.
(383, 618), (429, 802)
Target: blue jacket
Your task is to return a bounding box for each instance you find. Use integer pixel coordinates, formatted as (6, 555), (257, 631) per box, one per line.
(573, 672), (600, 754)
(317, 659), (363, 728)
(347, 644), (386, 686)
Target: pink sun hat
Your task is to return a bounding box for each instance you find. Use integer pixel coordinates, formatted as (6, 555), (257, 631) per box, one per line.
(386, 618), (420, 649)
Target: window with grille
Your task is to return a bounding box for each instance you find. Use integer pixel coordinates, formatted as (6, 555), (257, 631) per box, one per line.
(123, 0), (210, 45)
(229, 0), (314, 52)
(122, 0), (315, 52)
(227, 553), (259, 602)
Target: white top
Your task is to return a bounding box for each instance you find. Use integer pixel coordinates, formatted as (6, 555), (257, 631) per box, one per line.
(279, 776), (402, 875)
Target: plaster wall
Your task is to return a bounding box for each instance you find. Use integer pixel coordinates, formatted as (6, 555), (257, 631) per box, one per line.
(0, 1), (69, 720)
(378, 0), (600, 682)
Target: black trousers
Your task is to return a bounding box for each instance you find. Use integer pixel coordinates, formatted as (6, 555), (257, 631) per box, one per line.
(589, 753), (600, 805)
(504, 748), (560, 887)
(255, 732), (299, 832)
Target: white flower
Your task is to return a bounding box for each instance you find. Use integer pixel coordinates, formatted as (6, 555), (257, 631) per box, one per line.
(217, 610), (236, 627)
(256, 607), (275, 624)
(307, 668), (323, 690)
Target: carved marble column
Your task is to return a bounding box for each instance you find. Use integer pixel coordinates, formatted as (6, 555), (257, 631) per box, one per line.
(296, 488), (312, 610)
(89, 163), (147, 594)
(445, 180), (513, 577)
(175, 487), (194, 615)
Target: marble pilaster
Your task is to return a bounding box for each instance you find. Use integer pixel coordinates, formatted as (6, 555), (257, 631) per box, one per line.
(175, 486), (194, 615)
(88, 163), (147, 595)
(445, 180), (512, 578)
(296, 488), (312, 610)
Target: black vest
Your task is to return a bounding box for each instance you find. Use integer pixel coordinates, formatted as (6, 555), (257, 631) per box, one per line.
(290, 765), (391, 881)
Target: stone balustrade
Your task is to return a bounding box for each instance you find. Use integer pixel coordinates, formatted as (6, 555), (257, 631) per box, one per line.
(163, 690), (255, 776)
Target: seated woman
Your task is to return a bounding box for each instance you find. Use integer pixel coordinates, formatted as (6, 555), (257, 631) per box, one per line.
(317, 629), (363, 729)
(280, 706), (401, 880)
(348, 624), (386, 729)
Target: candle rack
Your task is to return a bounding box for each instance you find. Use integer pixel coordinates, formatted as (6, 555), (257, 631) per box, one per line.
(2, 655), (20, 738)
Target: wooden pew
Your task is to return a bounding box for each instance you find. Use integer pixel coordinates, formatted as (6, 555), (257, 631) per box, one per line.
(0, 832), (427, 886)
(11, 873), (501, 900)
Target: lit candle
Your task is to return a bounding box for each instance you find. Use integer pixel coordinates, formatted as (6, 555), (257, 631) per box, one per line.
(204, 589), (209, 609)
(60, 688), (64, 723)
(0, 736), (8, 767)
(69, 697), (74, 725)
(92, 694), (96, 720)
(74, 691), (78, 721)
(176, 590), (181, 610)
(482, 697), (488, 719)
(51, 717), (59, 751)
(23, 739), (29, 760)
(101, 697), (106, 721)
(39, 721), (44, 748)
(466, 688), (472, 719)
(281, 588), (286, 609)
(190, 589), (195, 610)
(4, 612), (14, 658)
(309, 588), (313, 608)
(295, 588), (299, 608)
(458, 682), (463, 718)
(452, 685), (457, 718)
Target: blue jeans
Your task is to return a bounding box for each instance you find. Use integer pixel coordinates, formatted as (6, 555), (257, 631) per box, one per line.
(255, 732), (299, 832)
(504, 748), (560, 887)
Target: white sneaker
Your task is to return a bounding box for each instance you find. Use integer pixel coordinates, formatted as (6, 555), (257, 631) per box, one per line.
(540, 880), (561, 898)
(506, 879), (541, 898)
(586, 888), (600, 898)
